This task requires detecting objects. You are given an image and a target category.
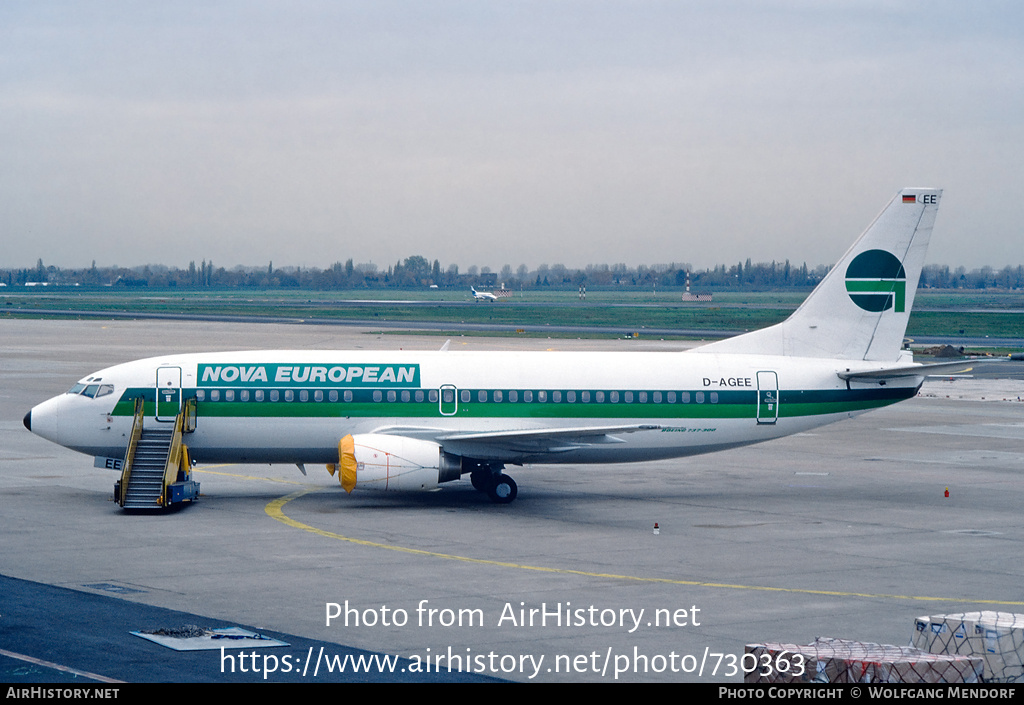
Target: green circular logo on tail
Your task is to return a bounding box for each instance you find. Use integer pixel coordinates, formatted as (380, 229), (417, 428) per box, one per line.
(845, 250), (907, 313)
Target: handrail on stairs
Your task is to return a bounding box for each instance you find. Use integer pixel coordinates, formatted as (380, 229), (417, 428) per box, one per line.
(159, 398), (195, 506)
(118, 397), (145, 507)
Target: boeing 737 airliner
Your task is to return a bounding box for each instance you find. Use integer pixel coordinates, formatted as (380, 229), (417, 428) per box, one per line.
(25, 189), (962, 506)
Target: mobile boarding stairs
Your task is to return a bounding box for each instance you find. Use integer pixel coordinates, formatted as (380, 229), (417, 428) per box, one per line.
(114, 397), (200, 510)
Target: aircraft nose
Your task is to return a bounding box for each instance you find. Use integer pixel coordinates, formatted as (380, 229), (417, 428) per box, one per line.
(23, 410), (31, 431)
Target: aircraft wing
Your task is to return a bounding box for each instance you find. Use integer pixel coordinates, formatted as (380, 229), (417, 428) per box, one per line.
(372, 424), (661, 460)
(838, 359), (1007, 381)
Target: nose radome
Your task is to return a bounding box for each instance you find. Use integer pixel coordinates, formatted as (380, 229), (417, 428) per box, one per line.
(23, 410), (31, 431)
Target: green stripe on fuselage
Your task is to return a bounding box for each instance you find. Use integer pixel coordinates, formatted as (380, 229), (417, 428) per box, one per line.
(110, 386), (914, 420)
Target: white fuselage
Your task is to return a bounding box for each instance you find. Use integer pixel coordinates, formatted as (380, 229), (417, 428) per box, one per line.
(26, 348), (918, 467)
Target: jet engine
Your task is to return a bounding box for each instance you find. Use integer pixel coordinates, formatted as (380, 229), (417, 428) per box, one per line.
(329, 434), (462, 493)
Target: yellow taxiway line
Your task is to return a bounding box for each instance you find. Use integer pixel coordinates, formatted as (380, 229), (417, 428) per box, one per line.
(264, 487), (1024, 607)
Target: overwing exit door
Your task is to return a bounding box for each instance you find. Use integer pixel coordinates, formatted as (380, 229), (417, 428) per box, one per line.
(439, 384), (458, 416)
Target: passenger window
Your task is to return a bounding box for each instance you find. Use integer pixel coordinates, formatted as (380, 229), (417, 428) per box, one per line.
(373, 391), (382, 402)
(610, 391), (619, 403)
(508, 390), (518, 402)
(299, 390), (309, 402)
(328, 390), (338, 402)
(284, 390), (294, 402)
(225, 390), (235, 402)
(596, 391), (605, 403)
(415, 390), (424, 402)
(255, 390), (264, 402)
(428, 390), (439, 403)
(478, 390), (487, 403)
(624, 391), (634, 403)
(270, 390), (280, 402)
(343, 390), (352, 402)
(401, 390), (411, 402)
(523, 391), (533, 403)
(240, 390), (250, 402)
(552, 391), (561, 403)
(696, 392), (704, 404)
(581, 391), (590, 403)
(196, 390), (206, 402)
(653, 392), (662, 403)
(314, 390), (323, 402)
(566, 391), (576, 403)
(461, 389), (471, 403)
(638, 392), (647, 403)
(493, 390), (503, 403)
(680, 392), (690, 404)
(710, 392), (719, 404)
(387, 390), (396, 402)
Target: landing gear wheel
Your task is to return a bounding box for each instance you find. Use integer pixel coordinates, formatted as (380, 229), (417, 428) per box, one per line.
(470, 470), (490, 492)
(487, 474), (518, 504)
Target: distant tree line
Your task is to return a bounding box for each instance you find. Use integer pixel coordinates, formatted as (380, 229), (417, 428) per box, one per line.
(3, 257), (1023, 291)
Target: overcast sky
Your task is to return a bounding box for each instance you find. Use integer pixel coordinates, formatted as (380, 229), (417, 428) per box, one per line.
(1, 1), (1021, 271)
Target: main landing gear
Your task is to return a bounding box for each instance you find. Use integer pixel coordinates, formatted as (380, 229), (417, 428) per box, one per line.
(470, 467), (518, 504)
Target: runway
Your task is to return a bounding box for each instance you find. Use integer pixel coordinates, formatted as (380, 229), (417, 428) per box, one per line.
(2, 319), (1023, 683)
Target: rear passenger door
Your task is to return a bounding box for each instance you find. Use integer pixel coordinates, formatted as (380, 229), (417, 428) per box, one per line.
(756, 371), (779, 425)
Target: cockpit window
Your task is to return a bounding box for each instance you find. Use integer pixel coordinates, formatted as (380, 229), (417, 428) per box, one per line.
(74, 384), (115, 399)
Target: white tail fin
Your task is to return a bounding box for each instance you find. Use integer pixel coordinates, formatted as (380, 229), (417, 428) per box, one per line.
(695, 188), (941, 361)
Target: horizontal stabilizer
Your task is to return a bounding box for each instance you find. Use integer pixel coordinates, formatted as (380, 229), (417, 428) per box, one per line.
(838, 359), (1005, 381)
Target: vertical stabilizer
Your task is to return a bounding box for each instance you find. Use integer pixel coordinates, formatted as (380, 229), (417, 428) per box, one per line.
(694, 188), (941, 361)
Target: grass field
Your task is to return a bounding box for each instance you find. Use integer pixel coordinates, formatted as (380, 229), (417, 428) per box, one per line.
(2, 288), (1023, 340)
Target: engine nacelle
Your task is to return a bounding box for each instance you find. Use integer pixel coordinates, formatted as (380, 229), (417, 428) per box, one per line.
(331, 434), (462, 493)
